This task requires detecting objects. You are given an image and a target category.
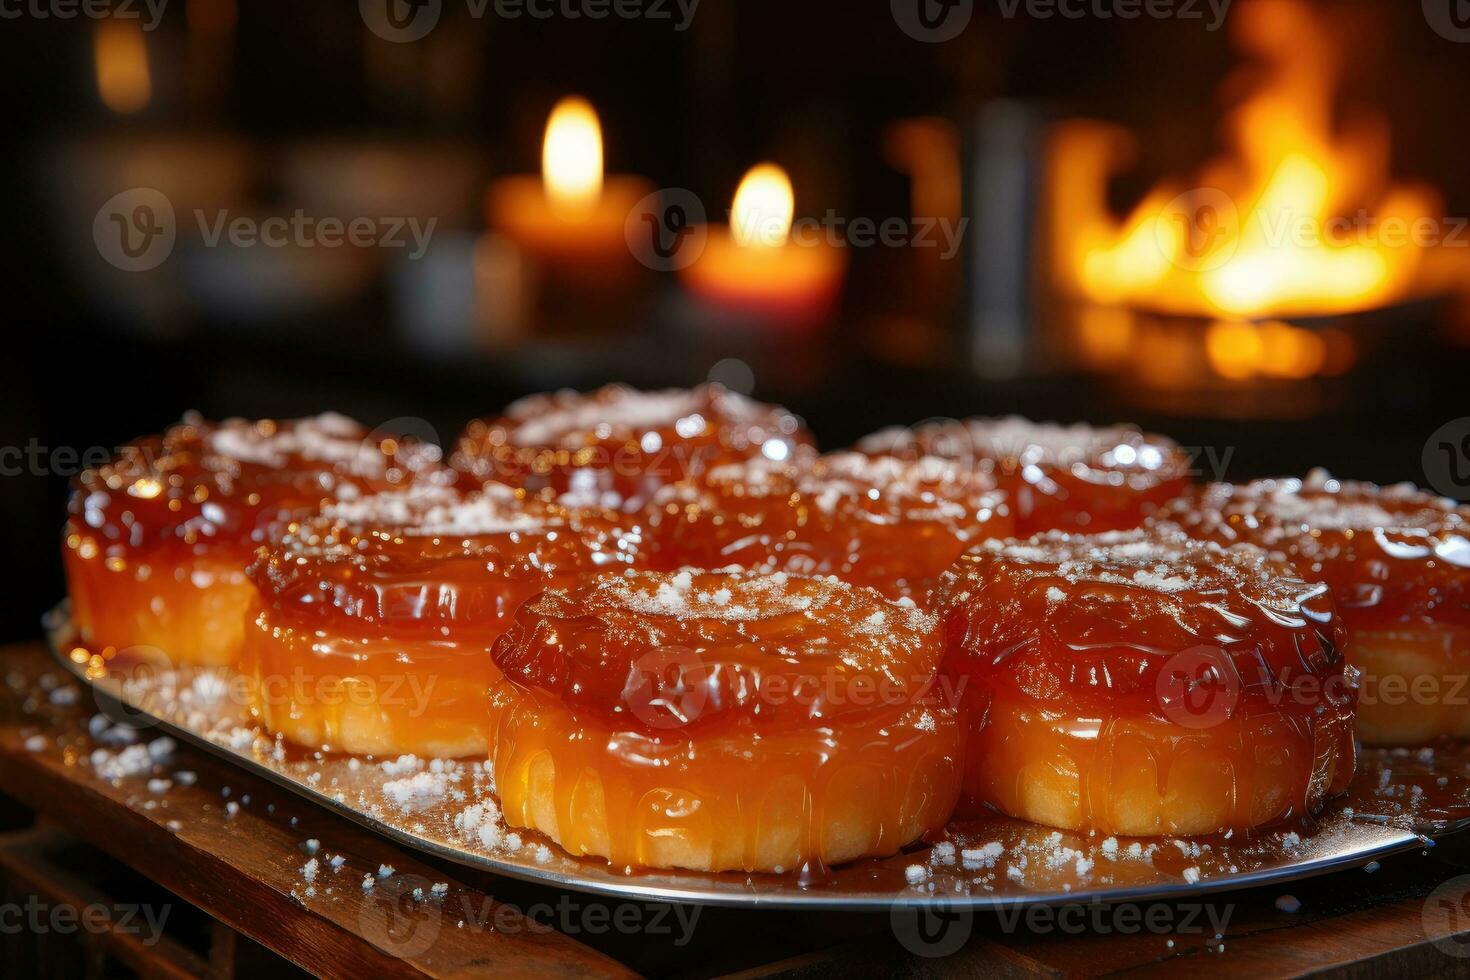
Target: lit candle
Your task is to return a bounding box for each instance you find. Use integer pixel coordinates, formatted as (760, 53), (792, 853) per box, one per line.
(486, 96), (651, 276)
(679, 163), (846, 328)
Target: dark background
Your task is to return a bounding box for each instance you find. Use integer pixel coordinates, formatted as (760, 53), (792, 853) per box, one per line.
(3, 0), (1468, 641)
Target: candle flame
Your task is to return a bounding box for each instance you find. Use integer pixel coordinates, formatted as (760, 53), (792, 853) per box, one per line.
(542, 96), (603, 214)
(95, 18), (151, 114)
(731, 163), (794, 248)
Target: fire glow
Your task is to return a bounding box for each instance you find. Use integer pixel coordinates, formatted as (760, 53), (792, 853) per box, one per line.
(1051, 0), (1463, 380)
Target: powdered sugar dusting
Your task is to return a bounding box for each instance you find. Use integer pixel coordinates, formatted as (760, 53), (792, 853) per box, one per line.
(858, 416), (1180, 476)
(205, 412), (391, 475)
(504, 387), (709, 448)
(322, 483), (550, 537)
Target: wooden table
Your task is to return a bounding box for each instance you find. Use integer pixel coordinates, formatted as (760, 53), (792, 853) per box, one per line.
(2, 640), (1468, 978)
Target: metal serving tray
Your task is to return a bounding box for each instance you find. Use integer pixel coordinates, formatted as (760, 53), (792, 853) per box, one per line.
(45, 604), (1470, 911)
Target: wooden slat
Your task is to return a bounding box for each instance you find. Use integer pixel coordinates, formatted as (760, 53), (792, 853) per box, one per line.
(0, 826), (207, 979)
(0, 643), (634, 980)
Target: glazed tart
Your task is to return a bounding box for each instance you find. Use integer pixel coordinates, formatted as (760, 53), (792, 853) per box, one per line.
(935, 527), (1355, 836)
(858, 416), (1191, 535)
(646, 452), (1012, 603)
(450, 384), (813, 509)
(487, 570), (963, 872)
(1160, 472), (1470, 746)
(242, 483), (643, 757)
(63, 413), (441, 667)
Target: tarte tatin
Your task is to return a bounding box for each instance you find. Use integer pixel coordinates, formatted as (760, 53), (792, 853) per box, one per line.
(935, 527), (1355, 836)
(488, 569), (962, 872)
(1160, 471), (1470, 745)
(646, 451), (1012, 603)
(64, 413), (440, 667)
(859, 416), (1191, 535)
(452, 384), (813, 509)
(243, 483), (643, 756)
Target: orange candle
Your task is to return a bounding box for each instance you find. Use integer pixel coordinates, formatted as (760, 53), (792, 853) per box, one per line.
(486, 96), (651, 274)
(679, 163), (846, 328)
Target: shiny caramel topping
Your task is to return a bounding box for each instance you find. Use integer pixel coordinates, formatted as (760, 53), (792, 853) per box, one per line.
(67, 413), (446, 559)
(493, 569), (942, 733)
(647, 452), (1012, 600)
(252, 484), (644, 629)
(1160, 470), (1470, 629)
(858, 416), (1188, 486)
(451, 384), (813, 507)
(936, 527), (1348, 717)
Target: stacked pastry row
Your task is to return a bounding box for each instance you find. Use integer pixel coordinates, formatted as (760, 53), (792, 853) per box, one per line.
(63, 387), (1470, 872)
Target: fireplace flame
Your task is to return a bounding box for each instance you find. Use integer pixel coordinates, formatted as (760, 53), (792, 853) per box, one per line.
(1053, 0), (1456, 329)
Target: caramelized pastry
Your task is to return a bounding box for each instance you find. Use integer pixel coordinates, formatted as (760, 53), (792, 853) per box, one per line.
(488, 570), (962, 871)
(858, 416), (1191, 535)
(935, 527), (1354, 836)
(647, 452), (1012, 602)
(451, 384), (812, 509)
(1161, 472), (1470, 745)
(63, 413), (440, 667)
(243, 483), (642, 757)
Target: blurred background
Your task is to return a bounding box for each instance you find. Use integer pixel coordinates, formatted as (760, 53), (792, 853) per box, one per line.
(4, 0), (1470, 638)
